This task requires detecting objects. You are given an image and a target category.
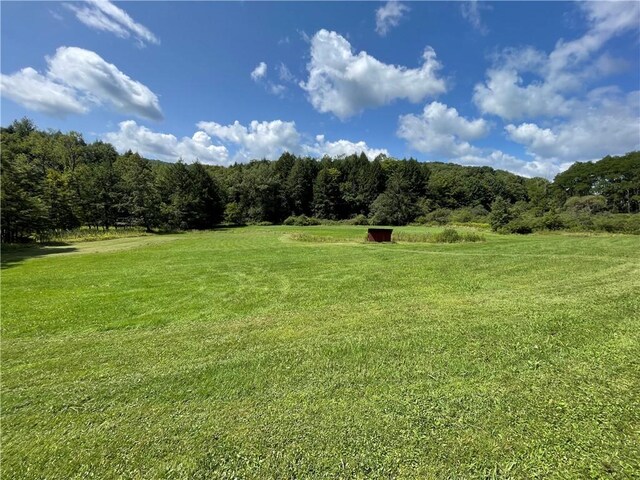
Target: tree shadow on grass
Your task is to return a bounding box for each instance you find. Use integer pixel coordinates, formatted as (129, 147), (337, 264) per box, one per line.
(1, 243), (77, 270)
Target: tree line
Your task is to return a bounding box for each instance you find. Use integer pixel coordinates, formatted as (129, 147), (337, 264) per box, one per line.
(2, 118), (639, 242)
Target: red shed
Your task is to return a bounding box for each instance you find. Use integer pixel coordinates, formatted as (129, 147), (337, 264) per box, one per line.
(367, 228), (393, 242)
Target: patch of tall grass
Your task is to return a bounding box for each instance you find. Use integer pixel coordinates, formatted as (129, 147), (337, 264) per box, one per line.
(44, 227), (151, 243)
(394, 228), (485, 243)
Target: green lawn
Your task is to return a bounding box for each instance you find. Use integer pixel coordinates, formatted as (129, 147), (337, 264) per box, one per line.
(2, 226), (639, 479)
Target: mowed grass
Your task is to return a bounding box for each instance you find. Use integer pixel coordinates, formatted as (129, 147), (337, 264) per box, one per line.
(1, 226), (639, 479)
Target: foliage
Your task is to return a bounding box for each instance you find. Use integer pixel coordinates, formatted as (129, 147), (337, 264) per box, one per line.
(489, 196), (512, 231)
(501, 218), (535, 234)
(346, 214), (370, 225)
(554, 152), (640, 212)
(2, 119), (639, 242)
(283, 215), (322, 226)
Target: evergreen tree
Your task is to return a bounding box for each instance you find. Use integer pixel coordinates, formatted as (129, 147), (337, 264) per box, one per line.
(313, 167), (343, 219)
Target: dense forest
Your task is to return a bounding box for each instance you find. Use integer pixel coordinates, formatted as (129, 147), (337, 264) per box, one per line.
(2, 118), (639, 243)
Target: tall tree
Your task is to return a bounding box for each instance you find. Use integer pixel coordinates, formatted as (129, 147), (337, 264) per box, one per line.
(313, 167), (343, 219)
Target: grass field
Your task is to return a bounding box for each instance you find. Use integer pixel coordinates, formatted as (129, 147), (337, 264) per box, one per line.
(2, 226), (639, 479)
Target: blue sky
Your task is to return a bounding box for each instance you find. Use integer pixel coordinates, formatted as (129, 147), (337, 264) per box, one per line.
(1, 1), (639, 178)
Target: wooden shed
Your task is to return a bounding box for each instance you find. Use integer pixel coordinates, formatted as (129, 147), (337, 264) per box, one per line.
(367, 228), (393, 242)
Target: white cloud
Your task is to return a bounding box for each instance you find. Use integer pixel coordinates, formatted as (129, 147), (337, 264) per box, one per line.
(197, 119), (388, 162)
(0, 67), (88, 116)
(250, 62), (286, 96)
(474, 68), (573, 121)
(278, 63), (295, 83)
(65, 0), (159, 46)
(301, 29), (446, 119)
(375, 1), (409, 36)
(47, 47), (163, 120)
(395, 101), (574, 179)
(198, 119), (301, 161)
(1, 47), (162, 120)
(473, 1), (640, 121)
(456, 150), (571, 179)
(268, 83), (286, 96)
(104, 120), (229, 164)
(460, 0), (488, 35)
(397, 102), (489, 157)
(304, 135), (388, 160)
(505, 89), (640, 162)
(251, 62), (267, 81)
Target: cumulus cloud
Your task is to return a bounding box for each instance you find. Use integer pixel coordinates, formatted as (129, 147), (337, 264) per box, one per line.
(198, 119), (301, 161)
(250, 62), (288, 97)
(0, 47), (162, 120)
(301, 29), (446, 119)
(474, 1), (640, 120)
(456, 150), (571, 179)
(474, 68), (573, 120)
(251, 62), (267, 81)
(48, 47), (163, 120)
(375, 1), (409, 36)
(397, 102), (489, 157)
(395, 101), (574, 178)
(106, 117), (388, 164)
(104, 120), (229, 164)
(0, 67), (88, 117)
(304, 135), (388, 160)
(505, 89), (640, 162)
(65, 0), (159, 46)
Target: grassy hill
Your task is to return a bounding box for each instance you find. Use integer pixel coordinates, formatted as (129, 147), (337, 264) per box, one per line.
(2, 226), (639, 478)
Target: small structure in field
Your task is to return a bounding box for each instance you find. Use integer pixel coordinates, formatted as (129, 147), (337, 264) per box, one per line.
(367, 228), (393, 242)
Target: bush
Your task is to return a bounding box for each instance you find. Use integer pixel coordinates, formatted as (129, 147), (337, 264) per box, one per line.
(346, 214), (369, 225)
(564, 195), (607, 214)
(502, 219), (534, 234)
(224, 202), (245, 225)
(283, 215), (321, 226)
(432, 228), (461, 243)
(542, 211), (565, 230)
(489, 197), (512, 231)
(591, 213), (640, 233)
(450, 208), (474, 223)
(424, 208), (452, 225)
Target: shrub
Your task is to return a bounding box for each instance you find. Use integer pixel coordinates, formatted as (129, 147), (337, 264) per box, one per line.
(432, 228), (461, 243)
(489, 197), (512, 231)
(470, 205), (490, 219)
(542, 211), (565, 230)
(564, 195), (607, 214)
(502, 219), (534, 234)
(450, 208), (474, 223)
(347, 214), (369, 225)
(591, 213), (637, 233)
(224, 202), (245, 225)
(283, 215), (321, 226)
(424, 208), (452, 225)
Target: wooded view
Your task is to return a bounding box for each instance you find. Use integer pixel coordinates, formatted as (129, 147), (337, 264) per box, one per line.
(3, 118), (639, 243)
